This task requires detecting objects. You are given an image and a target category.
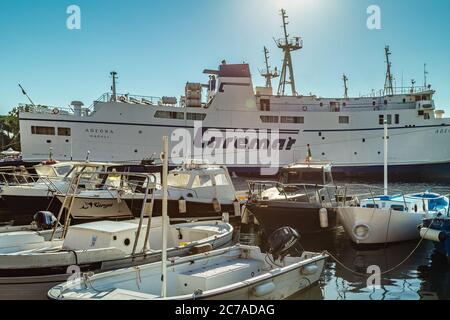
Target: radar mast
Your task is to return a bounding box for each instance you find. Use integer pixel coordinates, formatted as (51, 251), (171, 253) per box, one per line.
(260, 46), (279, 88)
(275, 9), (302, 96)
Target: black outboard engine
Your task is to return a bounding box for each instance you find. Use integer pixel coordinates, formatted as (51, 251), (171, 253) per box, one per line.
(33, 211), (57, 230)
(267, 227), (301, 261)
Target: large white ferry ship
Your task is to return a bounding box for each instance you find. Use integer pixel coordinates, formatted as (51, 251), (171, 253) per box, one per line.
(18, 11), (450, 181)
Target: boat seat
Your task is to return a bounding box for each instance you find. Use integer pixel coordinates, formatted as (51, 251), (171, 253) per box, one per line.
(178, 258), (261, 294)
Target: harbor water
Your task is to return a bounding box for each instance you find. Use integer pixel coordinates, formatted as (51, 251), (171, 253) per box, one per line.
(234, 178), (450, 300)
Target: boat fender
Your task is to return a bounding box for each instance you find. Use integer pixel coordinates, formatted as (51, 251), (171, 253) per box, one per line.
(233, 200), (241, 217)
(319, 208), (328, 228)
(253, 282), (276, 297)
(241, 206), (250, 224)
(178, 197), (187, 214)
(212, 198), (222, 213)
(222, 212), (230, 223)
(189, 243), (213, 255)
(420, 227), (447, 242)
(301, 263), (319, 275)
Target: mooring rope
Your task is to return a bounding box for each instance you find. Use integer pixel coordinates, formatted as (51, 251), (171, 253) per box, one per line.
(322, 214), (440, 277)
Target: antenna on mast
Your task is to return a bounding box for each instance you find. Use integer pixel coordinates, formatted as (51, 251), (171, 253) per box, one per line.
(260, 47), (279, 88)
(343, 74), (349, 99)
(384, 46), (394, 95)
(110, 71), (118, 102)
(275, 9), (302, 96)
(423, 63), (428, 88)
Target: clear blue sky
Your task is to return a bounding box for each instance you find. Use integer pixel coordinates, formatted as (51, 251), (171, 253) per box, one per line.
(1, 0), (449, 114)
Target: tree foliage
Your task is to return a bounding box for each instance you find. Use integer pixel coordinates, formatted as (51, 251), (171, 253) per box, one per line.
(0, 107), (21, 151)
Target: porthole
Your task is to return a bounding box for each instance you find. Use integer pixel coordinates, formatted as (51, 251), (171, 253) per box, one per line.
(139, 130), (143, 134)
(354, 152), (358, 155)
(65, 139), (69, 143)
(113, 236), (117, 241)
(124, 238), (131, 246)
(322, 137), (325, 140)
(362, 138), (366, 143)
(134, 149), (138, 153)
(378, 151), (381, 155)
(322, 152), (325, 156)
(46, 140), (52, 144)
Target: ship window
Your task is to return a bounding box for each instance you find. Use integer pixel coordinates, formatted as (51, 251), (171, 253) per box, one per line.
(58, 127), (71, 136)
(418, 110), (424, 116)
(386, 114), (392, 125)
(384, 100), (388, 105)
(186, 113), (206, 121)
(339, 116), (349, 124)
(260, 116), (279, 123)
(155, 111), (184, 120)
(373, 101), (376, 106)
(391, 205), (404, 211)
(379, 115), (384, 125)
(281, 116), (304, 124)
(31, 126), (55, 135)
(424, 113), (430, 120)
(403, 98), (406, 103)
(395, 114), (400, 124)
(260, 99), (271, 111)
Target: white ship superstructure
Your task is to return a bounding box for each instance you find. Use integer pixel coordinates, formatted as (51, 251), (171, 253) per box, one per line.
(17, 10), (450, 180)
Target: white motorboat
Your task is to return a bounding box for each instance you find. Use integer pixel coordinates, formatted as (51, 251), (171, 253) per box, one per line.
(338, 192), (449, 245)
(0, 162), (124, 225)
(48, 242), (327, 301)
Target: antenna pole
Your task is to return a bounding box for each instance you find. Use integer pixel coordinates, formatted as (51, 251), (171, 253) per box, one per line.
(18, 84), (36, 107)
(160, 136), (169, 298)
(384, 120), (388, 196)
(276, 9), (302, 96)
(260, 47), (279, 88)
(110, 71), (118, 102)
(424, 63), (428, 88)
(343, 74), (349, 99)
(384, 46), (394, 95)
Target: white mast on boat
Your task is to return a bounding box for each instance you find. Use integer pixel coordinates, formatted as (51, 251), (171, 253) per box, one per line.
(161, 136), (169, 298)
(384, 120), (388, 195)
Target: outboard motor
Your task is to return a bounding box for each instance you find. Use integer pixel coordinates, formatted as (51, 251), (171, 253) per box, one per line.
(267, 227), (301, 261)
(33, 211), (57, 230)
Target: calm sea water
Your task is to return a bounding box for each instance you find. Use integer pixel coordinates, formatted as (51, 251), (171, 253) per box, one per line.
(233, 178), (450, 301)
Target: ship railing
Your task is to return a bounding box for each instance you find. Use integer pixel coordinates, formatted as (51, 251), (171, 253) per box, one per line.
(360, 86), (433, 98)
(93, 93), (166, 106)
(18, 104), (93, 117)
(247, 180), (339, 208)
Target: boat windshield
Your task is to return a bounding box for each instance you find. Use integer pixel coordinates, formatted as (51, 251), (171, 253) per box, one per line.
(168, 173), (191, 188)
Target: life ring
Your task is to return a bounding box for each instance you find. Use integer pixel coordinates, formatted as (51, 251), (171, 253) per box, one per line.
(119, 96), (126, 102)
(52, 108), (60, 115)
(302, 106), (308, 111)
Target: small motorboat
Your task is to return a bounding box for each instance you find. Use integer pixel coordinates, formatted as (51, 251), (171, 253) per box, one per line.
(48, 227), (327, 300)
(245, 162), (340, 235)
(338, 190), (449, 245)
